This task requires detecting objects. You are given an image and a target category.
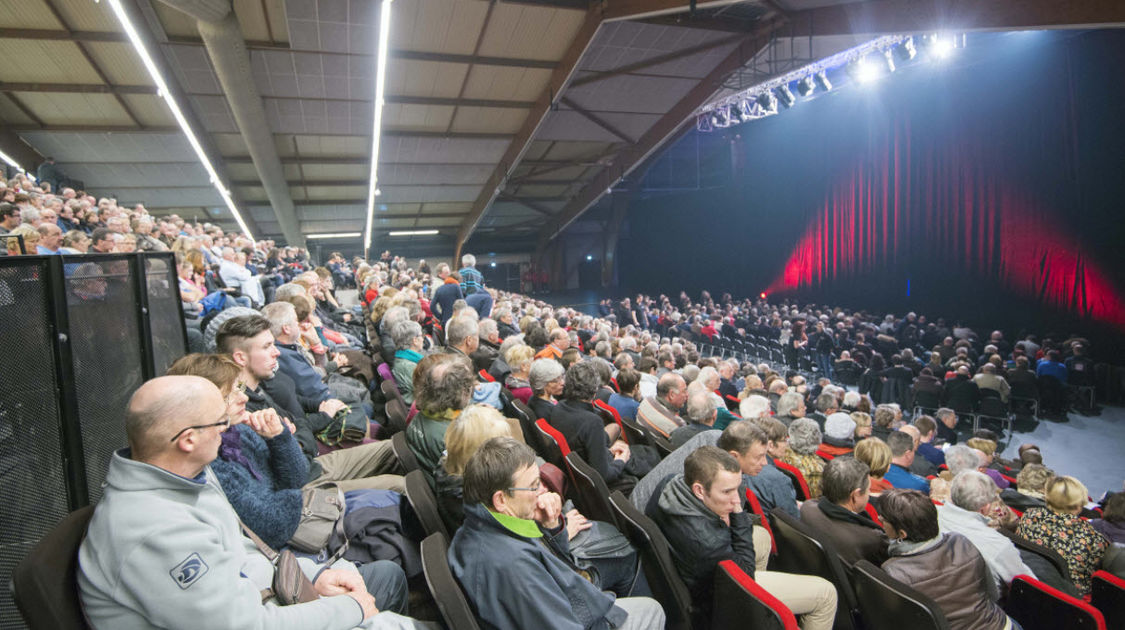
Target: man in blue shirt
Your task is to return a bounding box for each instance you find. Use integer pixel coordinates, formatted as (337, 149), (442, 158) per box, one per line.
(1035, 350), (1068, 385)
(35, 223), (63, 255)
(883, 430), (931, 493)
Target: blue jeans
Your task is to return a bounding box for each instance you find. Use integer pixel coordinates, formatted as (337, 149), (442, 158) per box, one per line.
(816, 352), (834, 378)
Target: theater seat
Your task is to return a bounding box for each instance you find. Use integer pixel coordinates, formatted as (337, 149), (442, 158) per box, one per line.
(477, 368), (495, 383)
(404, 470), (449, 540)
(507, 399), (545, 455)
(534, 418), (570, 470)
(767, 508), (860, 630)
(391, 431), (419, 473)
(772, 460), (812, 501)
(744, 488), (777, 554)
(11, 505), (95, 630)
(849, 559), (950, 630)
(420, 533), (481, 630)
(380, 377), (407, 411)
(1006, 574), (1106, 630)
(1091, 570), (1125, 630)
(593, 400), (628, 444)
(608, 491), (694, 630)
(383, 396), (409, 436)
(711, 560), (798, 630)
(619, 415), (654, 447)
(564, 451), (618, 528)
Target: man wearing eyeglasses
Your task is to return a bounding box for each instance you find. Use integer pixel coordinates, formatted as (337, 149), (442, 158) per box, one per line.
(78, 375), (430, 629)
(448, 436), (665, 630)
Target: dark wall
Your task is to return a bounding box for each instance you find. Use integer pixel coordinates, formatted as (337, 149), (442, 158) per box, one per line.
(618, 30), (1125, 349)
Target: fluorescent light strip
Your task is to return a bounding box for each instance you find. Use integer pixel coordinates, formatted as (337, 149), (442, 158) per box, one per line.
(106, 0), (254, 242)
(0, 149), (35, 182)
(307, 232), (361, 239)
(364, 0), (393, 258)
(388, 230), (438, 237)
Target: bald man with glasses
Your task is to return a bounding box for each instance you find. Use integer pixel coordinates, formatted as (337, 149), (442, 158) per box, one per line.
(78, 375), (431, 630)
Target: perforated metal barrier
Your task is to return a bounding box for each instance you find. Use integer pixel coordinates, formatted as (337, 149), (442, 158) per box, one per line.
(0, 252), (186, 629)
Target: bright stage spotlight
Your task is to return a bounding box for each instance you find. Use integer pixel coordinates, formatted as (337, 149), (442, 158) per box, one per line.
(796, 75), (816, 97)
(847, 56), (881, 84)
(924, 33), (955, 59)
(813, 70), (832, 92)
(775, 84), (796, 108)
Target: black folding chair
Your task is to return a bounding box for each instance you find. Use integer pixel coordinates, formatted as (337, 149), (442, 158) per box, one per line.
(11, 506), (95, 630)
(608, 491), (694, 630)
(767, 508), (860, 630)
(564, 451), (619, 528)
(849, 559), (950, 630)
(391, 431), (419, 473)
(420, 533), (482, 630)
(404, 469), (449, 540)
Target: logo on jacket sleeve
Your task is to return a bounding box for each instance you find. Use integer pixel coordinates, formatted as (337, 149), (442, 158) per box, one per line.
(170, 553), (209, 589)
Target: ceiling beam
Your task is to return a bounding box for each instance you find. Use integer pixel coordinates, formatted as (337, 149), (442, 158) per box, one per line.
(786, 0), (1125, 36)
(0, 126), (44, 172)
(559, 96), (634, 143)
(454, 0), (755, 259)
(0, 28), (127, 43)
(454, 7), (603, 261)
(0, 82), (157, 95)
(540, 17), (787, 244)
(0, 29), (561, 69)
(10, 124), (179, 132)
(503, 198), (555, 216)
(600, 0), (745, 22)
(569, 33), (744, 88)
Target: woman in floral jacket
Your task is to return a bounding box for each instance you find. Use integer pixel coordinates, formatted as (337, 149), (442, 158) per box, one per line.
(1015, 475), (1109, 595)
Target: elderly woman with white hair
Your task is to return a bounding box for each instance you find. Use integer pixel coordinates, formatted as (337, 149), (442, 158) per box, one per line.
(528, 357), (565, 421)
(390, 320), (425, 405)
(783, 417), (825, 498)
(740, 394), (771, 420)
(689, 367), (739, 431)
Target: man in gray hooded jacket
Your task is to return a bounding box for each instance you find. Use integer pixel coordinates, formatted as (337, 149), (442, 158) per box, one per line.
(77, 375), (429, 630)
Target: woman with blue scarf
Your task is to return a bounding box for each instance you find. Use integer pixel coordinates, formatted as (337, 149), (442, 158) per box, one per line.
(390, 320), (425, 405)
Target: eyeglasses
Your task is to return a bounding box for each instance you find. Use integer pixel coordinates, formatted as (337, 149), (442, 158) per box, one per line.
(169, 413), (231, 442)
(226, 380), (247, 403)
(506, 481), (542, 494)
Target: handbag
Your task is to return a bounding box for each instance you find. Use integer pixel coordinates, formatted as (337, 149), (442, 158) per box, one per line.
(238, 520), (319, 605)
(316, 405), (369, 446)
(287, 485), (346, 553)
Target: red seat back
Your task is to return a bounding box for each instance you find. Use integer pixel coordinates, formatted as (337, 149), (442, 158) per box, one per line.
(1092, 570), (1125, 630)
(534, 419), (571, 471)
(1008, 574), (1106, 630)
(593, 399), (628, 444)
(478, 368), (495, 383)
(773, 460), (812, 501)
(713, 560), (799, 630)
(745, 488), (777, 554)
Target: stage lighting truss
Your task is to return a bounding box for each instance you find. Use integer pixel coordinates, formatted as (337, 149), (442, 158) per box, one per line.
(696, 33), (958, 131)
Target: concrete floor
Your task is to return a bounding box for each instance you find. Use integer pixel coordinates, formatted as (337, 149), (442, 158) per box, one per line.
(993, 406), (1125, 500)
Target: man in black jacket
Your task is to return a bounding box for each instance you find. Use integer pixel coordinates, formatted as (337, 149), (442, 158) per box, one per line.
(646, 446), (837, 630)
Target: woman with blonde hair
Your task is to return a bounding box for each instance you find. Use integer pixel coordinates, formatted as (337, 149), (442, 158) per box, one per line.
(503, 343), (535, 404)
(854, 437), (893, 495)
(433, 404), (513, 532)
(1016, 475), (1108, 595)
(850, 412), (873, 440)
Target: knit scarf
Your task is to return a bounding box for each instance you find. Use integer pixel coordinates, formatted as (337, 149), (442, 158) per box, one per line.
(395, 348), (424, 363)
(219, 426), (262, 481)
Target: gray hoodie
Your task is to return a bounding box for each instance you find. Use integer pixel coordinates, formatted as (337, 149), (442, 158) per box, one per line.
(78, 449), (366, 630)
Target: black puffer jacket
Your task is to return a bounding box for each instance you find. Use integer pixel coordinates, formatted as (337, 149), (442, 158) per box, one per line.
(882, 533), (1009, 630)
(645, 474), (756, 626)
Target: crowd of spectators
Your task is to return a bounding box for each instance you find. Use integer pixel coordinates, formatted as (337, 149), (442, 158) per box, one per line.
(10, 169), (1112, 629)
